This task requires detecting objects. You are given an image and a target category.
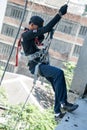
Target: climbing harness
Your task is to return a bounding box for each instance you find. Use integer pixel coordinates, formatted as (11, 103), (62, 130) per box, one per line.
(15, 37), (21, 67)
(15, 30), (44, 67)
(32, 29), (54, 85)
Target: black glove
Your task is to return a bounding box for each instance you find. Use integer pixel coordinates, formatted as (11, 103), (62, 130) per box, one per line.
(59, 4), (68, 16)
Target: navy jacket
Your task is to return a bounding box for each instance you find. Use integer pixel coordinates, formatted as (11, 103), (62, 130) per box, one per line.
(22, 13), (61, 73)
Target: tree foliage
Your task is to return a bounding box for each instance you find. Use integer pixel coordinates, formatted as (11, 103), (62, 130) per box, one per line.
(0, 62), (76, 130)
(0, 103), (57, 130)
(63, 62), (76, 89)
(0, 88), (57, 130)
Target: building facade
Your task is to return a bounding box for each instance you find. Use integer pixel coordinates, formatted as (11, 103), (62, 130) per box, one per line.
(0, 0), (87, 76)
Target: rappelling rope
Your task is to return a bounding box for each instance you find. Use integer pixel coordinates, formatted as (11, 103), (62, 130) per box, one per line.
(0, 0), (28, 86)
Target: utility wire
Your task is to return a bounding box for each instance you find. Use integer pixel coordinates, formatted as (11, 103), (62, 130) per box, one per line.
(0, 0), (28, 86)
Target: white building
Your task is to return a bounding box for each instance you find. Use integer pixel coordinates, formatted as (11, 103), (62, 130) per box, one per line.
(0, 0), (87, 75)
(0, 0), (7, 33)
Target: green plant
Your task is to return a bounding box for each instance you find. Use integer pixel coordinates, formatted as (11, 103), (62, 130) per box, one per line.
(0, 62), (76, 130)
(0, 104), (57, 130)
(0, 88), (7, 105)
(63, 62), (76, 89)
(0, 66), (4, 77)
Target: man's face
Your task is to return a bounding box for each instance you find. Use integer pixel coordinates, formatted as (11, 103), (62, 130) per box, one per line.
(29, 23), (38, 30)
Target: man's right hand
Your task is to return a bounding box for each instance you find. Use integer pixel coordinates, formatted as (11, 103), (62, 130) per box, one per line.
(59, 4), (68, 16)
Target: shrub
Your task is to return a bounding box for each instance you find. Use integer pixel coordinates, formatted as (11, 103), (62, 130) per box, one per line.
(0, 104), (57, 130)
(63, 62), (76, 89)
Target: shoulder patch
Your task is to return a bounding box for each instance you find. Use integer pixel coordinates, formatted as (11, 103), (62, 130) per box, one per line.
(21, 37), (23, 42)
(33, 30), (37, 33)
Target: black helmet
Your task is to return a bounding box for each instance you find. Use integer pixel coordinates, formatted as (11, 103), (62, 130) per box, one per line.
(29, 16), (44, 27)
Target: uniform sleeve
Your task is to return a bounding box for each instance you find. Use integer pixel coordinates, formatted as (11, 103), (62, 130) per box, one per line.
(22, 13), (61, 40)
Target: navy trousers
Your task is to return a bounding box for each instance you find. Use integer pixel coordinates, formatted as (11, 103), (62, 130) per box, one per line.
(39, 63), (67, 113)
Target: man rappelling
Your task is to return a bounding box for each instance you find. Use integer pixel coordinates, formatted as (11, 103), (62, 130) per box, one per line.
(21, 4), (78, 120)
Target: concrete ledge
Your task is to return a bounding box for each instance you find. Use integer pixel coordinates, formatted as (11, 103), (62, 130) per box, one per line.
(55, 98), (87, 130)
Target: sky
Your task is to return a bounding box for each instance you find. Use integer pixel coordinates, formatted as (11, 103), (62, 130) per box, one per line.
(45, 0), (87, 6)
(70, 0), (87, 5)
(44, 0), (87, 15)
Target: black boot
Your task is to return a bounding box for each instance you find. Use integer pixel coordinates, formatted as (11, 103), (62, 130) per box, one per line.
(61, 102), (79, 112)
(54, 112), (66, 122)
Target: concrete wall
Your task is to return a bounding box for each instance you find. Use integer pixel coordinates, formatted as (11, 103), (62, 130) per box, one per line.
(71, 33), (87, 96)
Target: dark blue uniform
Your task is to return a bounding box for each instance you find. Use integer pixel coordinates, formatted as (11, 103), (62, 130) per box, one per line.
(21, 4), (79, 117)
(22, 12), (67, 114)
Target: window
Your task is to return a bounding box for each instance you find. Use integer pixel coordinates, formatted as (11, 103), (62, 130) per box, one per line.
(10, 8), (23, 20)
(0, 42), (16, 56)
(58, 24), (72, 34)
(0, 61), (14, 72)
(50, 38), (72, 54)
(84, 5), (87, 12)
(73, 45), (81, 57)
(79, 26), (87, 38)
(5, 4), (28, 21)
(0, 42), (16, 62)
(1, 24), (18, 38)
(57, 19), (78, 35)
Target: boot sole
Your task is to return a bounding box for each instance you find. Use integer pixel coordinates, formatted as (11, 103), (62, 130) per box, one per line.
(66, 104), (79, 112)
